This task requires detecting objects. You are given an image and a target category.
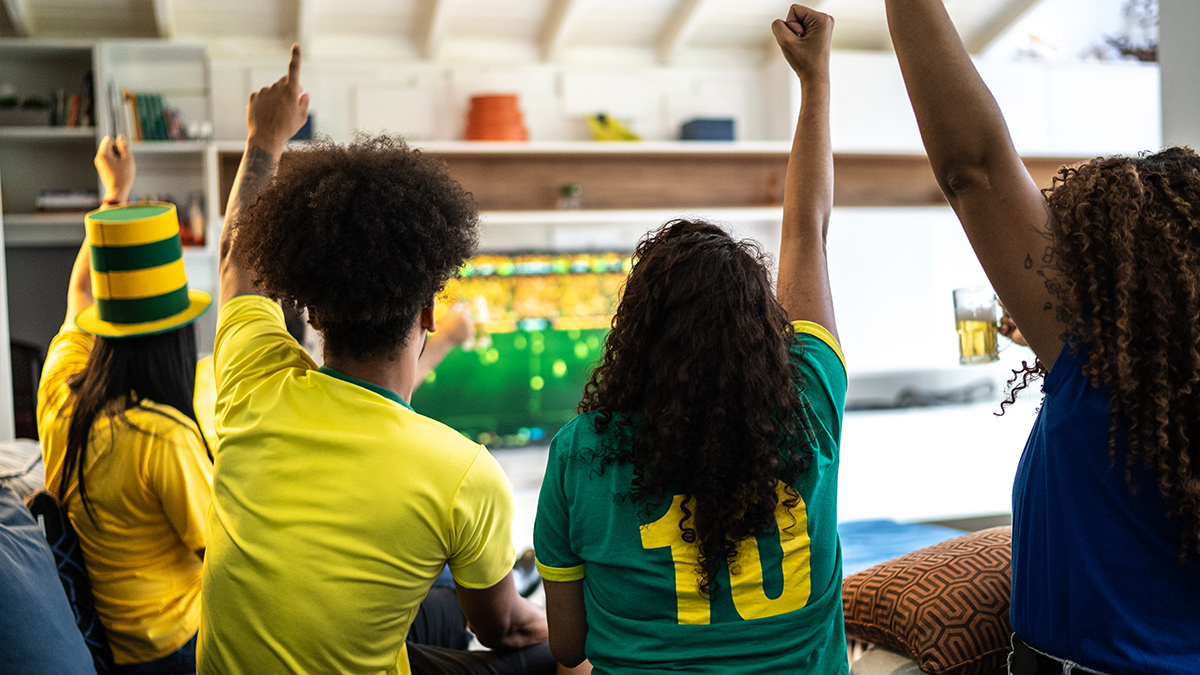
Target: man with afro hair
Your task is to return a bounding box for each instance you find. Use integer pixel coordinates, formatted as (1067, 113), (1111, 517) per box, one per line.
(198, 45), (553, 675)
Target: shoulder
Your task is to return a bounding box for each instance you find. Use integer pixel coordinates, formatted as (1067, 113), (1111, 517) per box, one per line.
(127, 400), (204, 446)
(549, 412), (611, 460)
(790, 320), (846, 376)
(219, 293), (284, 325)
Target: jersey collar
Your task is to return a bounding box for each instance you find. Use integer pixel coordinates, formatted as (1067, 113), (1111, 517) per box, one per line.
(317, 366), (414, 411)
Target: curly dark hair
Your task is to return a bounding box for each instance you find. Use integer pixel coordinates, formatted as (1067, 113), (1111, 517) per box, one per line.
(234, 135), (479, 358)
(1032, 146), (1200, 561)
(579, 219), (816, 597)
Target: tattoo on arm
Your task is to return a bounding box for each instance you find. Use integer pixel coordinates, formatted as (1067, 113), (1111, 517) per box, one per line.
(228, 147), (278, 219)
(222, 146), (280, 259)
(1024, 254), (1034, 269)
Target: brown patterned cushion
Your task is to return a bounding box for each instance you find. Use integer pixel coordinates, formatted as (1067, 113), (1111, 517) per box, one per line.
(842, 526), (1013, 675)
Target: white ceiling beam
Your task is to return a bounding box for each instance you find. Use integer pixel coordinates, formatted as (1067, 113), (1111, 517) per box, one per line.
(656, 0), (712, 65)
(963, 0), (1043, 54)
(539, 0), (587, 62)
(151, 0), (174, 39)
(420, 0), (453, 60)
(2, 0), (32, 37)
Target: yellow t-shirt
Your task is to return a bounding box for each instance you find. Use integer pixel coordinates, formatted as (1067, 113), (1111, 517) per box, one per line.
(199, 295), (515, 675)
(37, 325), (212, 665)
(194, 354), (217, 449)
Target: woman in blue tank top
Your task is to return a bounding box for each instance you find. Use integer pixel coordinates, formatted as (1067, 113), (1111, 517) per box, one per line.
(886, 1), (1200, 673)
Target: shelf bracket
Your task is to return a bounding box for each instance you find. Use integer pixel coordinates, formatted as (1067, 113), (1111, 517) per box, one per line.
(539, 0), (587, 63)
(656, 0), (713, 66)
(1, 0), (32, 37)
(964, 0), (1042, 54)
(419, 0), (453, 61)
(151, 0), (174, 39)
(296, 0), (311, 51)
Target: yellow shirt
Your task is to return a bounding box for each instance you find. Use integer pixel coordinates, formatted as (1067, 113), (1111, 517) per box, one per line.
(37, 324), (212, 665)
(194, 354), (217, 449)
(199, 295), (515, 675)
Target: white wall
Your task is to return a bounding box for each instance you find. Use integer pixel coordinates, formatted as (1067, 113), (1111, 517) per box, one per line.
(982, 0), (1133, 61)
(1160, 0), (1200, 148)
(775, 51), (1162, 156)
(211, 57), (777, 143)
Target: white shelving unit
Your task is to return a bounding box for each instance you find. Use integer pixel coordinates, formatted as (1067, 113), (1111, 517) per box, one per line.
(0, 38), (222, 408)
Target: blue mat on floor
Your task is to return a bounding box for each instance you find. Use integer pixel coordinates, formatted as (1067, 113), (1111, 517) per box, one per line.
(837, 519), (963, 577)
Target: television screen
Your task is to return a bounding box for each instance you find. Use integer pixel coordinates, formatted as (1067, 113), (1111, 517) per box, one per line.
(412, 251), (631, 447)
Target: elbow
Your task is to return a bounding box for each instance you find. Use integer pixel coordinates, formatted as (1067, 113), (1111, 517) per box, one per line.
(934, 161), (992, 200)
(550, 642), (586, 668)
(471, 614), (532, 651)
(549, 629), (588, 662)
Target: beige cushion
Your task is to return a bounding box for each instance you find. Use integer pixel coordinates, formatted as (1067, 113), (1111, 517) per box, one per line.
(842, 526), (1013, 675)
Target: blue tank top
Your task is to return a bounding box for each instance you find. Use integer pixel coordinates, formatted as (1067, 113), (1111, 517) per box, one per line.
(1012, 342), (1200, 674)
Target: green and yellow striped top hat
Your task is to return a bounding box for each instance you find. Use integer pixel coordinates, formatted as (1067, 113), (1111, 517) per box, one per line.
(75, 203), (211, 338)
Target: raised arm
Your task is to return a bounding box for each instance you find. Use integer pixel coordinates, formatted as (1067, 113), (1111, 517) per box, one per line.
(773, 5), (837, 339)
(67, 135), (138, 321)
(886, 0), (1065, 369)
(95, 134), (135, 207)
(219, 44), (310, 308)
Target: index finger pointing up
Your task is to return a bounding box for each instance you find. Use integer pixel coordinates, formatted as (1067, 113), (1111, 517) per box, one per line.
(286, 43), (302, 85)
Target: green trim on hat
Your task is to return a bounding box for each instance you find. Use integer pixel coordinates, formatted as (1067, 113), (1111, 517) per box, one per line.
(75, 289), (210, 338)
(87, 203), (174, 222)
(94, 285), (192, 324)
(91, 237), (183, 273)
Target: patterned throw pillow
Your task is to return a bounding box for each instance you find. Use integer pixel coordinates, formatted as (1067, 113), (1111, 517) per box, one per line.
(842, 526), (1012, 675)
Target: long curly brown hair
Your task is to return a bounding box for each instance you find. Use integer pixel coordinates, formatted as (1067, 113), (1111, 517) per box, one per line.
(579, 219), (816, 596)
(234, 135), (478, 359)
(1040, 146), (1200, 561)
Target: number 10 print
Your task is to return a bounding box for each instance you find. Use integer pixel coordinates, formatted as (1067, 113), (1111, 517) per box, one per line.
(639, 484), (812, 625)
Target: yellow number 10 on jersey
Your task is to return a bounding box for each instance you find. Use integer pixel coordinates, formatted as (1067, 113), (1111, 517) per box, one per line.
(639, 483), (811, 625)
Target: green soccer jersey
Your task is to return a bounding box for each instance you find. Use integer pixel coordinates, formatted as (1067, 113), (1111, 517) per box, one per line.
(534, 321), (848, 674)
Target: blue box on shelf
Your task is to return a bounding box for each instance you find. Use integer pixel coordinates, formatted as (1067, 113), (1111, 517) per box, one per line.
(680, 118), (735, 141)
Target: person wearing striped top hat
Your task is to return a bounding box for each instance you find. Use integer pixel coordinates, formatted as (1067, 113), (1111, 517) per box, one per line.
(37, 134), (213, 675)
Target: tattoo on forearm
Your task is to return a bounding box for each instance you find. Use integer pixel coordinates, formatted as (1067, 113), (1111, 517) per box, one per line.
(1024, 254), (1034, 269)
(228, 147), (278, 213)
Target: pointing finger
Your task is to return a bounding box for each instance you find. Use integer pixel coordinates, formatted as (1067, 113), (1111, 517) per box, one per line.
(286, 43), (302, 86)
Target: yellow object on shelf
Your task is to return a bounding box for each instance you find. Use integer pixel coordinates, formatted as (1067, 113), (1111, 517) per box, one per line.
(586, 113), (641, 142)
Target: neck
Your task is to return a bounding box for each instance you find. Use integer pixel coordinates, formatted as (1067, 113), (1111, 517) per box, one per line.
(323, 335), (424, 404)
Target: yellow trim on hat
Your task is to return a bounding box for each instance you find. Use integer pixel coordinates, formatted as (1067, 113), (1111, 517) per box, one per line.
(87, 207), (179, 248)
(75, 290), (212, 338)
(92, 259), (188, 301)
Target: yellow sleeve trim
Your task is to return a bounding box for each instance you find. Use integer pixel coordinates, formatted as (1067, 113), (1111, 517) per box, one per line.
(536, 559), (586, 582)
(791, 320), (846, 372)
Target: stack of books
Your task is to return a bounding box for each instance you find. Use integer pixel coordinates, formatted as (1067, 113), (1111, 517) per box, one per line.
(107, 83), (188, 141)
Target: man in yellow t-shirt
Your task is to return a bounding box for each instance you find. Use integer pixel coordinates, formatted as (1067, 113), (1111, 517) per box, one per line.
(198, 46), (552, 675)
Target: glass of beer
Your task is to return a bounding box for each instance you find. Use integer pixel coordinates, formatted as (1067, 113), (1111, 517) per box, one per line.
(953, 286), (1001, 364)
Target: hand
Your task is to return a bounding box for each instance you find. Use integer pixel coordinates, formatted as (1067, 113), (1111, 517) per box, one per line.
(772, 5), (834, 79)
(246, 44), (310, 155)
(999, 302), (1028, 347)
(439, 303), (475, 347)
(95, 134), (135, 204)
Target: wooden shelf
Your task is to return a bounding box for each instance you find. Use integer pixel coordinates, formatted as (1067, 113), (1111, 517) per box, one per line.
(215, 141), (1089, 215)
(0, 126), (94, 140)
